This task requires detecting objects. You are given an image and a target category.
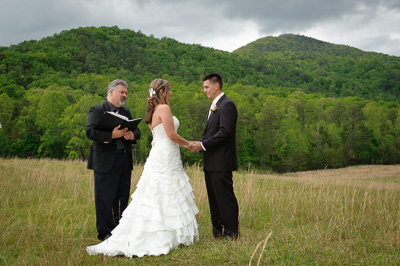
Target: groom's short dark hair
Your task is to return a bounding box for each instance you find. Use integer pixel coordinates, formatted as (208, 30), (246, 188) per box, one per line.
(203, 73), (223, 90)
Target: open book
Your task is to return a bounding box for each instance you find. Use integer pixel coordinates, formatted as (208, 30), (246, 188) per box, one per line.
(95, 111), (142, 131)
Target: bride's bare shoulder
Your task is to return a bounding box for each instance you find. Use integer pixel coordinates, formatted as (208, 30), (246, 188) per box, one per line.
(156, 104), (170, 111)
(154, 104), (172, 116)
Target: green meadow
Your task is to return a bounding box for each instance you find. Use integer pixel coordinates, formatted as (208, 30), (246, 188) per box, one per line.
(1, 158), (399, 265)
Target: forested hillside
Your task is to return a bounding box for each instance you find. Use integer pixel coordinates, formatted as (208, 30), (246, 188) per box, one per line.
(0, 26), (399, 172)
(238, 34), (400, 101)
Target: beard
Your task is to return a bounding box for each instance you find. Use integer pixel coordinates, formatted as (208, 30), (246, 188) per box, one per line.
(118, 97), (126, 106)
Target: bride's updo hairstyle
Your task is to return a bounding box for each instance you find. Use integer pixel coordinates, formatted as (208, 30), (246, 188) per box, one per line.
(145, 78), (171, 125)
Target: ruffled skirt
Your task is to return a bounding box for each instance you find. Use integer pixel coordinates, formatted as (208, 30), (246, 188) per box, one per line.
(86, 141), (199, 257)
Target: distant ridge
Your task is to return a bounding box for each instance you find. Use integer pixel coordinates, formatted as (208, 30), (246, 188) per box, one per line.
(0, 26), (399, 102)
(234, 34), (368, 57)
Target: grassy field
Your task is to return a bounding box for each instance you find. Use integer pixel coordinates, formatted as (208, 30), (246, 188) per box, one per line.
(1, 158), (399, 265)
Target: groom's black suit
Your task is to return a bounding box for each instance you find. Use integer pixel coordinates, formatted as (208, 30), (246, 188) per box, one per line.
(200, 94), (239, 238)
(86, 100), (141, 240)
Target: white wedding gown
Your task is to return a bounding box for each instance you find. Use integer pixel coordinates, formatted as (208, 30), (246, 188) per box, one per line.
(86, 116), (199, 257)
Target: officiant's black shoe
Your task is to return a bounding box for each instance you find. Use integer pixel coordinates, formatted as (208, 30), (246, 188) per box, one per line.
(103, 233), (112, 241)
(98, 233), (112, 241)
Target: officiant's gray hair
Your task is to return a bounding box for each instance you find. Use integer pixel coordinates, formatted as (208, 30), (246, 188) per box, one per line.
(107, 79), (128, 95)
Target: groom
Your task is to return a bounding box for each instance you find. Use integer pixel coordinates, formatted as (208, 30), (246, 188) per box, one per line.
(190, 73), (239, 239)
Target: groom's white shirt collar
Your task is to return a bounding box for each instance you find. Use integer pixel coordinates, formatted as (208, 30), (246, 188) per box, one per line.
(212, 92), (224, 106)
(208, 92), (224, 119)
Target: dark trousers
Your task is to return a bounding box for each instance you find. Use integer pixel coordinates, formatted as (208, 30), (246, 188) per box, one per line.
(94, 153), (131, 239)
(205, 171), (239, 238)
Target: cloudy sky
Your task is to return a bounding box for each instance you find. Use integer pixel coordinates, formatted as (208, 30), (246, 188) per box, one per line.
(1, 0), (399, 56)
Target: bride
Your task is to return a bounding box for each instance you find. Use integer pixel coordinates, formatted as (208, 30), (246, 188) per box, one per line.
(86, 78), (199, 257)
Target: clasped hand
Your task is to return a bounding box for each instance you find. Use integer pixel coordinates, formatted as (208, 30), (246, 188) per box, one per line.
(185, 141), (203, 153)
(112, 125), (135, 140)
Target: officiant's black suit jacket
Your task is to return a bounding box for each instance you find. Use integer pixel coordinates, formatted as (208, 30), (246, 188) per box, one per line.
(201, 94), (237, 171)
(86, 101), (141, 173)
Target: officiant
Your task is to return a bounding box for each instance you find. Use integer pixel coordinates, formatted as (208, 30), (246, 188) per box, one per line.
(86, 79), (141, 241)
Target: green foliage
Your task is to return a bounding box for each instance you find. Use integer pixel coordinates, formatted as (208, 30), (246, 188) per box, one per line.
(0, 26), (399, 171)
(59, 94), (103, 159)
(234, 34), (400, 102)
(0, 93), (13, 155)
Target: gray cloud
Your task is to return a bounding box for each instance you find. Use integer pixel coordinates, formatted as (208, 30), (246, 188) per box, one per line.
(0, 0), (399, 56)
(223, 0), (357, 32)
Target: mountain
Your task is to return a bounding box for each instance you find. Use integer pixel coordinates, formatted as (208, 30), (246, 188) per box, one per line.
(234, 34), (400, 101)
(0, 26), (244, 96)
(234, 34), (365, 56)
(0, 27), (399, 102)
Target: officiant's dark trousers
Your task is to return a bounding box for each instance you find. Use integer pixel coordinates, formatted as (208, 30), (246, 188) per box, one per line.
(205, 171), (239, 238)
(94, 153), (131, 239)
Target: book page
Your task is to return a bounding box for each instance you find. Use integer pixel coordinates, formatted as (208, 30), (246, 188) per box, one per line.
(106, 111), (129, 121)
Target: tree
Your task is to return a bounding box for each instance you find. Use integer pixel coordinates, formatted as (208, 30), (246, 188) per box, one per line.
(255, 96), (280, 169)
(276, 105), (309, 172)
(342, 104), (374, 164)
(0, 93), (13, 155)
(59, 94), (103, 159)
(36, 91), (69, 157)
(9, 88), (44, 157)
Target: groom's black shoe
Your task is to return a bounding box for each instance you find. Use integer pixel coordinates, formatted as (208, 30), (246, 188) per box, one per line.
(98, 233), (112, 241)
(212, 228), (223, 238)
(224, 230), (239, 240)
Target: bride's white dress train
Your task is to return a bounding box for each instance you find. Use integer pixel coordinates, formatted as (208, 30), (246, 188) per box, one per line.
(86, 116), (199, 257)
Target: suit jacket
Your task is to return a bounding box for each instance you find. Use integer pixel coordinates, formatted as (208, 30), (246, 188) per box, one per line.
(86, 101), (141, 173)
(201, 94), (237, 172)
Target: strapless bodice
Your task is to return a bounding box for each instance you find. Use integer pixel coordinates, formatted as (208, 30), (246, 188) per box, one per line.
(151, 116), (179, 146)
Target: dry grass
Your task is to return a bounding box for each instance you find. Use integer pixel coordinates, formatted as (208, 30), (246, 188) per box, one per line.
(279, 165), (400, 191)
(1, 158), (399, 265)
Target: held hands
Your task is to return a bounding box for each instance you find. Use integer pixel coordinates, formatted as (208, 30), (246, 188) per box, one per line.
(184, 141), (203, 153)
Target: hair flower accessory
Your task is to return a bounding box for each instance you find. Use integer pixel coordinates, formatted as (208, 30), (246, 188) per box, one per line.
(149, 88), (156, 97)
(210, 104), (218, 113)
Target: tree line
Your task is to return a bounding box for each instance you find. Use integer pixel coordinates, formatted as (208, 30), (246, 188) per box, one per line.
(1, 81), (399, 172)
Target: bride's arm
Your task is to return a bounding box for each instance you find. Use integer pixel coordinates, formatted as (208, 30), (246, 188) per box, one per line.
(158, 104), (191, 148)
